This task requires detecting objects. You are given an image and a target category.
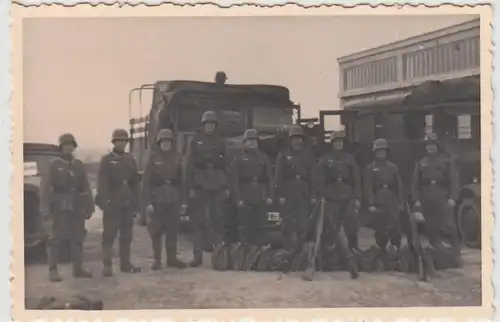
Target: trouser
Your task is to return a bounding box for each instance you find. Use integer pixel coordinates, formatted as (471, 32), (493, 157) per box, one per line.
(191, 189), (226, 258)
(238, 202), (267, 247)
(322, 199), (359, 250)
(101, 207), (135, 269)
(48, 210), (86, 271)
(148, 203), (180, 262)
(372, 204), (402, 249)
(281, 196), (310, 251)
(421, 189), (460, 253)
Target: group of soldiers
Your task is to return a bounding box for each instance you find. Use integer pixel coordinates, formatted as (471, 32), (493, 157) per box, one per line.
(40, 108), (462, 282)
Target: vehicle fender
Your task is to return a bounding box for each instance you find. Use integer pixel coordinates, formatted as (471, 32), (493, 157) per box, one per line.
(458, 183), (481, 201)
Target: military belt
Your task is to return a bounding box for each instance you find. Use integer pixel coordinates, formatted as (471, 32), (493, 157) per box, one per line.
(53, 188), (83, 194)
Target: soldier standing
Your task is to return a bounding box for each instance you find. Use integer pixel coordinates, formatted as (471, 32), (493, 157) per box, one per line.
(96, 129), (141, 276)
(410, 133), (462, 261)
(141, 129), (188, 270)
(317, 131), (362, 254)
(231, 129), (274, 256)
(363, 138), (404, 261)
(185, 111), (229, 267)
(274, 125), (317, 251)
(41, 133), (94, 282)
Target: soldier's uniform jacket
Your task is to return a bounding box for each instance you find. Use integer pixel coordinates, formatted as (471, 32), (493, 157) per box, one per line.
(96, 151), (140, 210)
(141, 151), (185, 206)
(363, 160), (404, 207)
(274, 148), (316, 199)
(185, 132), (228, 191)
(41, 157), (94, 215)
(231, 149), (273, 205)
(317, 150), (361, 202)
(410, 153), (459, 203)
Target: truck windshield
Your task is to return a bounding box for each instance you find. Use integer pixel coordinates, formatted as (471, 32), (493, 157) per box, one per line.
(252, 106), (293, 129)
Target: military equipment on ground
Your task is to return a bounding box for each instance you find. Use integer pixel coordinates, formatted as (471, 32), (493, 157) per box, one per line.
(23, 143), (87, 263)
(128, 80), (302, 240)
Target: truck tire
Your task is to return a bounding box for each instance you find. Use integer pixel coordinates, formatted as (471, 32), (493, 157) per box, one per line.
(456, 197), (481, 249)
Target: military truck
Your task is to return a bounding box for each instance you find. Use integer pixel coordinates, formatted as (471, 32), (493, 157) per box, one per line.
(23, 143), (78, 261)
(323, 18), (481, 248)
(128, 80), (302, 240)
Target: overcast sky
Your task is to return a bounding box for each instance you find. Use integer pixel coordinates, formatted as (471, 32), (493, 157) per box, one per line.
(23, 15), (474, 150)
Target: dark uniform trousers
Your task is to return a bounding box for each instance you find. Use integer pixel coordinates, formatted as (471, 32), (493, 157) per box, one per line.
(364, 161), (404, 250)
(191, 188), (226, 256)
(148, 203), (180, 261)
(238, 201), (267, 247)
(48, 209), (86, 271)
(101, 206), (135, 269)
(322, 199), (358, 250)
(281, 180), (311, 251)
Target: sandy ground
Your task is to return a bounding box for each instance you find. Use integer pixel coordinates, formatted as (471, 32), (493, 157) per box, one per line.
(24, 209), (482, 310)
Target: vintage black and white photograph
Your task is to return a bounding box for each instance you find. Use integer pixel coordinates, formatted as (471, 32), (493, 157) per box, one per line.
(12, 5), (492, 316)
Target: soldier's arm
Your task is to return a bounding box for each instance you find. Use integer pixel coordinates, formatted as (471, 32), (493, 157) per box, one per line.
(140, 157), (153, 208)
(273, 152), (285, 197)
(184, 138), (196, 192)
(393, 164), (405, 205)
(231, 156), (242, 201)
(309, 154), (318, 200)
(264, 154), (274, 200)
(315, 158), (326, 199)
(350, 157), (362, 200)
(96, 155), (109, 206)
(178, 156), (187, 205)
(363, 165), (374, 206)
(410, 161), (420, 204)
(129, 155), (140, 208)
(79, 161), (95, 214)
(40, 162), (54, 217)
(448, 157), (460, 201)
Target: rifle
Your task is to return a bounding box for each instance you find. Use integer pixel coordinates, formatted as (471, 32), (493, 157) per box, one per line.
(405, 202), (429, 282)
(302, 198), (326, 281)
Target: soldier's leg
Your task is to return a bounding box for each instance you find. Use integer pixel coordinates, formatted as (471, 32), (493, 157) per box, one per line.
(343, 200), (360, 251)
(190, 190), (208, 267)
(118, 209), (141, 273)
(253, 204), (268, 247)
(47, 212), (67, 282)
(148, 204), (165, 270)
(422, 200), (441, 248)
(165, 204), (186, 268)
(439, 202), (462, 262)
(208, 190), (226, 246)
(237, 204), (252, 246)
(389, 209), (402, 249)
(294, 198), (311, 248)
(280, 198), (296, 251)
(70, 212), (91, 278)
(101, 210), (119, 276)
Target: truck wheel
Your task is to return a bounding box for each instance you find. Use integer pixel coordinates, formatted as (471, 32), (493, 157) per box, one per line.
(457, 197), (481, 249)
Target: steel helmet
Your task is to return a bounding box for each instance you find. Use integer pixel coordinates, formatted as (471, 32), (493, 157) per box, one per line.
(201, 111), (219, 124)
(111, 129), (129, 142)
(373, 138), (389, 152)
(288, 125), (305, 137)
(156, 128), (174, 143)
(58, 133), (77, 147)
(331, 130), (346, 141)
(243, 129), (259, 141)
(215, 71), (227, 80)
